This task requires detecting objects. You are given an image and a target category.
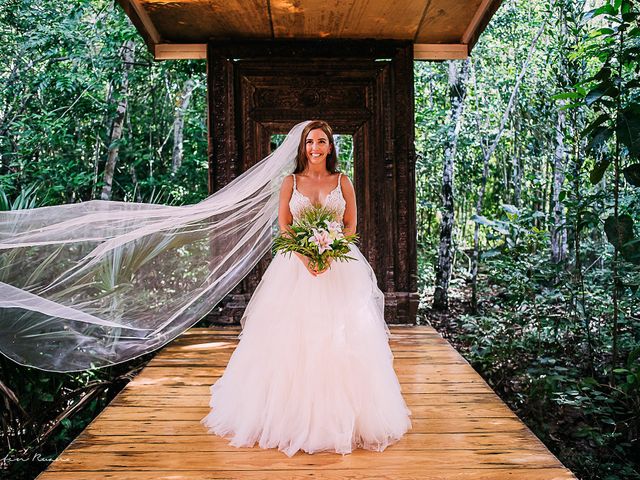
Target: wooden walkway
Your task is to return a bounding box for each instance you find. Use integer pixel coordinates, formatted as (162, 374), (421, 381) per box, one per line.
(37, 326), (577, 479)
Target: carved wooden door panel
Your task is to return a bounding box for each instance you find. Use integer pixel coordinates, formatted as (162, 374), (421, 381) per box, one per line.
(206, 41), (417, 324)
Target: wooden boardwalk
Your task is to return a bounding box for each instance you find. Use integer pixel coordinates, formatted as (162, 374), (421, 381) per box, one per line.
(37, 326), (577, 479)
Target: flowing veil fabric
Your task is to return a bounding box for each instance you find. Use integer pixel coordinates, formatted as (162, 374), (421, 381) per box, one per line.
(0, 121), (311, 372)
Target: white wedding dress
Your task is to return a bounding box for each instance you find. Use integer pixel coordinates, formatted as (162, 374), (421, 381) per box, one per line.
(200, 173), (412, 457)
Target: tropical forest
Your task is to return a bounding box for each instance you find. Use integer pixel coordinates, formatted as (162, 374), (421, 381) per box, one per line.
(0, 0), (638, 479)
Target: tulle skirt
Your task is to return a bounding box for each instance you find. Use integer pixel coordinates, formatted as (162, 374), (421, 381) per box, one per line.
(200, 245), (412, 457)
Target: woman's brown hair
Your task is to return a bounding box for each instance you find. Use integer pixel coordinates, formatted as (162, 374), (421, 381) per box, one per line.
(293, 120), (339, 174)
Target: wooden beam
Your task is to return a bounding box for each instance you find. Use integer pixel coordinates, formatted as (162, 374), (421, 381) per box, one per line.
(128, 0), (162, 44)
(413, 44), (468, 60)
(115, 0), (155, 55)
(155, 44), (207, 60)
(464, 0), (504, 53)
(153, 42), (467, 61)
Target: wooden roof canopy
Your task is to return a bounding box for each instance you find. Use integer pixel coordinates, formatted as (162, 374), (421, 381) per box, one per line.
(116, 0), (503, 61)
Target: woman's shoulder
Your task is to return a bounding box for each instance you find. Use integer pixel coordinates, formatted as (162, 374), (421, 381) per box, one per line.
(337, 171), (353, 187)
(280, 174), (294, 192)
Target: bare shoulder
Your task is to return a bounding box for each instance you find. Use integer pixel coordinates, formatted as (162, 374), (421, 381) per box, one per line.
(280, 174), (294, 192)
(339, 172), (354, 190)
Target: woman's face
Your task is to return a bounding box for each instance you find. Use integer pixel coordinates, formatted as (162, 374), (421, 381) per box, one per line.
(305, 128), (331, 168)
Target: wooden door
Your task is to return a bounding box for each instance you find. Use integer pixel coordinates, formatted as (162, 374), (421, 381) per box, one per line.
(206, 40), (417, 324)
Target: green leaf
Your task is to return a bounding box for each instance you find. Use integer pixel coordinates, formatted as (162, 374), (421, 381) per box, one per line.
(590, 158), (612, 184)
(585, 4), (617, 20)
(586, 89), (605, 106)
(481, 248), (502, 259)
(627, 347), (640, 369)
(604, 214), (634, 251)
(586, 82), (619, 106)
(471, 214), (494, 226)
(592, 27), (616, 36)
(586, 127), (614, 153)
(623, 163), (640, 186)
(618, 104), (640, 157)
(613, 368), (630, 374)
(41, 392), (54, 402)
(583, 113), (611, 136)
(551, 92), (581, 101)
(622, 238), (640, 264)
(579, 210), (601, 231)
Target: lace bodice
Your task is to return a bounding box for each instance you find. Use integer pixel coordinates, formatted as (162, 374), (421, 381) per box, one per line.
(288, 173), (346, 223)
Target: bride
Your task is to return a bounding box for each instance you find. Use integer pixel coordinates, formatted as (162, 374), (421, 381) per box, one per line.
(200, 120), (412, 457)
(0, 118), (411, 455)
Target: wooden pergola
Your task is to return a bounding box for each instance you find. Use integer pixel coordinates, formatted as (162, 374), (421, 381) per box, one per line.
(112, 0), (504, 325)
(116, 0), (503, 61)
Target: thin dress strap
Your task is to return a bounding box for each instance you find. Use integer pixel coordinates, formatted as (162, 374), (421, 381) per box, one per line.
(337, 173), (342, 190)
(291, 173), (297, 190)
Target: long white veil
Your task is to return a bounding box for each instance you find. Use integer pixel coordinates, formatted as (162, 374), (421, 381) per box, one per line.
(0, 120), (311, 372)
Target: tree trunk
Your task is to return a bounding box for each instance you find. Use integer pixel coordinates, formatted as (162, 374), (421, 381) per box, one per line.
(433, 59), (470, 311)
(467, 17), (548, 310)
(171, 78), (197, 174)
(512, 114), (523, 207)
(551, 104), (568, 263)
(100, 40), (135, 201)
(469, 61), (491, 314)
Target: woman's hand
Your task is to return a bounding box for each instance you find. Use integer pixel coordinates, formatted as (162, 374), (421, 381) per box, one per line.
(294, 253), (332, 276)
(295, 252), (318, 277)
(315, 257), (333, 275)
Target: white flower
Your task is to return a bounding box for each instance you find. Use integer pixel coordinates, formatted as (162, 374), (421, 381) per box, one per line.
(309, 228), (333, 254)
(324, 220), (344, 241)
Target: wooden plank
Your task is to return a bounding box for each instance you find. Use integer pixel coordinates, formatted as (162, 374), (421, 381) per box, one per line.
(111, 387), (496, 407)
(65, 431), (554, 452)
(466, 0), (504, 52)
(110, 382), (497, 396)
(414, 43), (469, 60)
(43, 449), (563, 472)
(82, 417), (530, 436)
(154, 43), (206, 60)
(416, 0), (484, 44)
(140, 0), (271, 43)
(109, 392), (505, 408)
(270, 0), (426, 40)
(145, 354), (469, 366)
(93, 403), (520, 422)
(126, 372), (491, 387)
(462, 0), (494, 44)
(38, 469), (578, 480)
(130, 363), (477, 377)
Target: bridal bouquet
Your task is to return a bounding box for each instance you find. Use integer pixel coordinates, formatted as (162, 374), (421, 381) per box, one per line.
(273, 206), (358, 272)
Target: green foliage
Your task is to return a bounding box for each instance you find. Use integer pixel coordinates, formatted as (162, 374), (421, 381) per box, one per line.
(416, 1), (640, 478)
(273, 206), (358, 271)
(575, 0), (640, 258)
(0, 351), (152, 480)
(0, 0), (208, 206)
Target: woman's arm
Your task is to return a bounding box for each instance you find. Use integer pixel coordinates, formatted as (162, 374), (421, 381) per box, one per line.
(341, 174), (357, 237)
(278, 175), (317, 275)
(278, 175), (294, 234)
(318, 174), (356, 275)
